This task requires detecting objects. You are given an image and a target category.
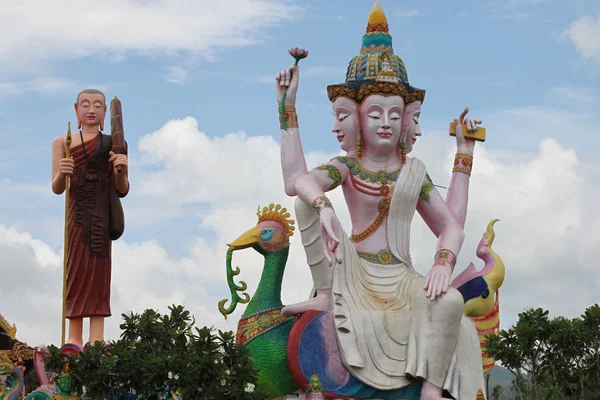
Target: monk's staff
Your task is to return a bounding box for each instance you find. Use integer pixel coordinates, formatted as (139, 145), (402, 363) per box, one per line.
(61, 122), (72, 346)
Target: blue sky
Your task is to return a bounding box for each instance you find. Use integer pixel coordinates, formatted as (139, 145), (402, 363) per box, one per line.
(1, 0), (599, 347)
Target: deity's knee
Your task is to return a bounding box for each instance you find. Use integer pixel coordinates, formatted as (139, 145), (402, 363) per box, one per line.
(435, 287), (465, 322)
(413, 283), (464, 322)
(293, 196), (331, 289)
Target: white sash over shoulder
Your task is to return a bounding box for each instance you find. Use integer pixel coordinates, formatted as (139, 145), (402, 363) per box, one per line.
(387, 157), (426, 267)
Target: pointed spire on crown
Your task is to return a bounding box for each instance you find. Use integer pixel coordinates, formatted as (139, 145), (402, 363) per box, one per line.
(366, 0), (389, 33)
(360, 0), (394, 56)
(327, 0), (426, 105)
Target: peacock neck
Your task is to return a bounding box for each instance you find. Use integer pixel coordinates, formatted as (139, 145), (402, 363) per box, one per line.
(242, 246), (289, 317)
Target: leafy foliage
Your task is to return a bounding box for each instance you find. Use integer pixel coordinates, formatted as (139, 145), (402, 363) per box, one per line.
(44, 305), (269, 399)
(23, 366), (40, 395)
(485, 303), (600, 399)
(491, 384), (504, 400)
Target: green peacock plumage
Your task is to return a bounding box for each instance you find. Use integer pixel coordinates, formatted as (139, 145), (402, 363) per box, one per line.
(241, 247), (297, 397)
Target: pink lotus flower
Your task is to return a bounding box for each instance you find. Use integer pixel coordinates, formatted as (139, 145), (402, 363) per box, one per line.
(289, 47), (309, 63)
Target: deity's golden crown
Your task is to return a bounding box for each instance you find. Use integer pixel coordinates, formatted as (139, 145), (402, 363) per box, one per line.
(327, 0), (426, 105)
(257, 204), (295, 237)
(307, 372), (325, 393)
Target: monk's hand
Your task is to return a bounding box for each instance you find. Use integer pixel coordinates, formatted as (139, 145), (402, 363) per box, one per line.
(454, 107), (481, 154)
(424, 263), (452, 301)
(319, 208), (343, 266)
(58, 157), (74, 177)
(276, 65), (300, 105)
(109, 151), (128, 175)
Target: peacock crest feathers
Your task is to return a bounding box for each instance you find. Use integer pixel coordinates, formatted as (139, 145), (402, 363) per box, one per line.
(257, 203), (295, 237)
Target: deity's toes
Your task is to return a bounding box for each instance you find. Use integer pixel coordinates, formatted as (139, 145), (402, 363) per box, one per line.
(281, 298), (330, 317)
(281, 303), (307, 317)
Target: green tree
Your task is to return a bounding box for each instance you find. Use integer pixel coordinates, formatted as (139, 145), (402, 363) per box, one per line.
(44, 305), (269, 399)
(24, 366), (40, 395)
(485, 304), (600, 399)
(491, 384), (504, 400)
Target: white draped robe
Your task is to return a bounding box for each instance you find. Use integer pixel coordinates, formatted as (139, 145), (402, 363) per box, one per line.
(298, 157), (487, 399)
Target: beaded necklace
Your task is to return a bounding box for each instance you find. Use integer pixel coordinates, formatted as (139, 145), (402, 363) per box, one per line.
(348, 158), (401, 242)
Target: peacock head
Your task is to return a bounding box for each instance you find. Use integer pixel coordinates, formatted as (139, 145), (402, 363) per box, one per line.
(227, 203), (295, 254)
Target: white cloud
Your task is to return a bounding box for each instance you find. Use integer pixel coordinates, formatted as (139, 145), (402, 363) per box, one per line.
(0, 77), (78, 97)
(164, 66), (188, 85)
(0, 0), (302, 74)
(2, 111), (599, 351)
(562, 15), (600, 61)
(0, 224), (63, 345)
(0, 225), (61, 268)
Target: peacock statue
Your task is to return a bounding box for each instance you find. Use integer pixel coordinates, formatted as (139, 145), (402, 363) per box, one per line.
(218, 203), (298, 398)
(219, 204), (505, 399)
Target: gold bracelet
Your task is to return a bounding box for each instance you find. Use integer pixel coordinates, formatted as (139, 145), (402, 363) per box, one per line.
(453, 153), (473, 176)
(279, 104), (299, 129)
(311, 195), (333, 216)
(434, 249), (457, 270)
(456, 152), (473, 166)
(452, 166), (471, 176)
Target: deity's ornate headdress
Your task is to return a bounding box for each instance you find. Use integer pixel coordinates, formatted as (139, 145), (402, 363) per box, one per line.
(306, 372), (325, 394)
(327, 0), (426, 105)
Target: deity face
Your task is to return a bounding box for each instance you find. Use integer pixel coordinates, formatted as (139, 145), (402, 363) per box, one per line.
(57, 375), (74, 394)
(308, 392), (325, 400)
(401, 101), (422, 154)
(359, 94), (405, 155)
(74, 91), (107, 129)
(331, 96), (360, 154)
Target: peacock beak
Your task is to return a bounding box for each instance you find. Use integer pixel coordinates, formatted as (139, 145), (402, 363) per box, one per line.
(227, 226), (261, 250)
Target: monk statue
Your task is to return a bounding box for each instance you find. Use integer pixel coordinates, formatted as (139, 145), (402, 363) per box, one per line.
(276, 1), (486, 398)
(51, 89), (129, 347)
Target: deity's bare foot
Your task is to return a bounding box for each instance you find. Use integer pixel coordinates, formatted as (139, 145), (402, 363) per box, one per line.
(65, 337), (83, 348)
(281, 289), (333, 317)
(420, 381), (444, 400)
